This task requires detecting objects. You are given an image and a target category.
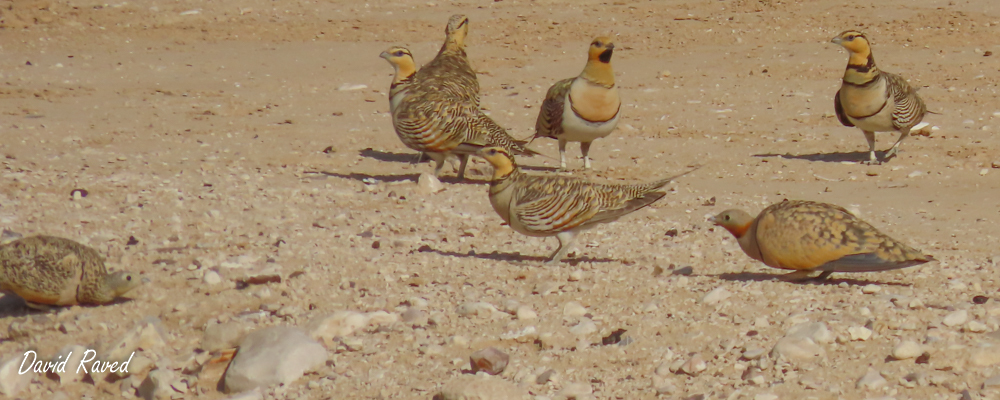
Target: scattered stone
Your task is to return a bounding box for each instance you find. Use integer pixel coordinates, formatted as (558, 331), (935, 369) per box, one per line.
(970, 344), (1000, 366)
(680, 354), (707, 376)
(202, 322), (250, 352)
(222, 389), (264, 400)
(563, 301), (587, 317)
(569, 319), (597, 336)
(943, 310), (969, 327)
(861, 284), (881, 294)
(337, 83), (368, 91)
(138, 369), (176, 400)
(601, 329), (627, 345)
(772, 334), (825, 363)
(224, 326), (327, 393)
(984, 374), (1000, 389)
(848, 326), (873, 341)
(438, 375), (528, 400)
(536, 369), (556, 384)
(53, 345), (89, 385)
(856, 369), (887, 390)
(891, 341), (923, 360)
(307, 311), (370, 341)
(515, 306), (537, 320)
(967, 320), (989, 333)
(203, 270), (222, 285)
(417, 173), (444, 194)
(784, 322), (834, 344)
(0, 355), (34, 396)
(470, 347), (509, 375)
(401, 307), (428, 325)
(568, 270), (583, 281)
(974, 295), (990, 304)
(672, 266), (694, 275)
(237, 263), (284, 286)
(701, 287), (732, 305)
(742, 347), (766, 360)
(754, 394), (778, 400)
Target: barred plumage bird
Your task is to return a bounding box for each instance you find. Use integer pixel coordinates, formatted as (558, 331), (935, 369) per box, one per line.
(710, 200), (934, 281)
(385, 16), (538, 180)
(1, 235), (141, 307)
(534, 37), (621, 169)
(479, 146), (694, 263)
(832, 30), (927, 165)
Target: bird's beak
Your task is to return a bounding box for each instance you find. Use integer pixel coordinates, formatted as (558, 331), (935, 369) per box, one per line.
(379, 51), (391, 59)
(707, 215), (719, 225)
(606, 43), (615, 50)
(830, 36), (843, 45)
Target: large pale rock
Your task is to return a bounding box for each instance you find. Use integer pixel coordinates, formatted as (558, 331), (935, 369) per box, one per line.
(436, 375), (530, 400)
(307, 311), (370, 340)
(53, 345), (89, 385)
(202, 322), (250, 352)
(224, 326), (327, 393)
(0, 354), (35, 397)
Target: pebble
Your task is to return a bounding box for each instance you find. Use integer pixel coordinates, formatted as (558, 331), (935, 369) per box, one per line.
(966, 320), (988, 333)
(785, 321), (834, 344)
(680, 353), (707, 376)
(417, 173), (444, 194)
(970, 344), (1000, 366)
(891, 341), (923, 360)
(307, 311), (370, 340)
(701, 287), (732, 305)
(861, 284), (881, 294)
(457, 302), (500, 318)
(754, 395), (778, 400)
(907, 171), (924, 178)
(223, 326), (327, 392)
(437, 375), (528, 400)
(568, 270), (583, 281)
(943, 310), (969, 327)
(563, 301), (588, 317)
(742, 347), (766, 360)
(53, 345), (89, 385)
(222, 389), (264, 400)
(983, 374), (1000, 388)
(203, 270), (222, 285)
(569, 319), (597, 336)
(337, 83), (368, 91)
(138, 368), (175, 400)
(0, 356), (34, 396)
(771, 335), (825, 363)
(856, 369), (887, 390)
(401, 307), (428, 325)
(848, 326), (873, 341)
(659, 70), (671, 78)
(470, 347), (509, 375)
(515, 306), (537, 320)
(202, 322), (249, 352)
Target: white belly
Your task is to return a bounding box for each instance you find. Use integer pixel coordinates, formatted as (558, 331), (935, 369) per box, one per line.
(559, 92), (620, 142)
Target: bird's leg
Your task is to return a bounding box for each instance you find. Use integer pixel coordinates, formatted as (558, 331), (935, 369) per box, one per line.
(884, 128), (910, 160)
(455, 154), (470, 180)
(581, 141), (593, 170)
(778, 270), (817, 282)
(862, 130), (881, 165)
(546, 231), (578, 264)
(427, 152), (448, 177)
(558, 139), (568, 170)
(814, 270), (835, 280)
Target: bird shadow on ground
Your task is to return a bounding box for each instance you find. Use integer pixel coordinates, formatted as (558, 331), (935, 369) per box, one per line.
(0, 295), (139, 322)
(712, 272), (911, 287)
(308, 171), (488, 186)
(417, 247), (616, 265)
(753, 151), (876, 164)
(358, 148), (427, 164)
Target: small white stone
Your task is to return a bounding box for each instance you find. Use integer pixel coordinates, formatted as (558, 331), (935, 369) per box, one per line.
(848, 326), (873, 341)
(967, 320), (989, 333)
(569, 319), (597, 336)
(563, 301), (587, 317)
(856, 369), (887, 390)
(680, 354), (707, 376)
(701, 287), (732, 305)
(515, 306), (537, 320)
(861, 284), (881, 294)
(417, 173), (444, 194)
(907, 171), (924, 178)
(942, 310), (968, 327)
(203, 270), (222, 285)
(891, 341), (923, 360)
(568, 270), (583, 281)
(754, 394), (778, 400)
(337, 83), (368, 91)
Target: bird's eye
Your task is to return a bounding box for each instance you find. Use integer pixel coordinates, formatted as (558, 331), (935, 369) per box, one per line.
(593, 41), (602, 47)
(724, 215), (731, 221)
(847, 35), (856, 40)
(126, 275), (132, 281)
(488, 149), (497, 155)
(394, 51), (404, 56)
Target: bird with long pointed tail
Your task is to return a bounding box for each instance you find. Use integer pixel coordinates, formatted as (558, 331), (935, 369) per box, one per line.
(479, 146), (695, 263)
(534, 36), (621, 169)
(384, 16), (538, 180)
(832, 30), (928, 165)
(710, 200), (934, 281)
(1, 234), (141, 308)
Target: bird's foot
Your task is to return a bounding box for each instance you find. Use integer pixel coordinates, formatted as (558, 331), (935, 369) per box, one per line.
(862, 159), (882, 166)
(777, 270), (819, 282)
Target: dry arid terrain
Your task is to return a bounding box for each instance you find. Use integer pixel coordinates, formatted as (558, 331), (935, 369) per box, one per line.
(2, 0), (1000, 399)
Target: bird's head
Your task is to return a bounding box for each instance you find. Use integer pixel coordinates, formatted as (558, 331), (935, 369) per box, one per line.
(104, 270), (142, 299)
(588, 36), (616, 64)
(445, 14), (470, 47)
(709, 209), (754, 239)
(831, 30), (871, 56)
(380, 46), (416, 79)
(478, 146), (516, 179)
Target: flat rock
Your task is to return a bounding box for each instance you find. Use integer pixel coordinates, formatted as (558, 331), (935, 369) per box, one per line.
(856, 369), (887, 390)
(771, 336), (825, 363)
(139, 368), (175, 400)
(223, 326), (327, 393)
(436, 375), (530, 400)
(470, 347), (509, 375)
(701, 287), (732, 305)
(307, 311), (370, 341)
(417, 173), (444, 194)
(891, 341), (923, 360)
(53, 345), (89, 385)
(943, 310), (969, 327)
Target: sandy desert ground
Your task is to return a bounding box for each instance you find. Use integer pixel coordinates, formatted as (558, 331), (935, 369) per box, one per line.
(2, 0), (1000, 399)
